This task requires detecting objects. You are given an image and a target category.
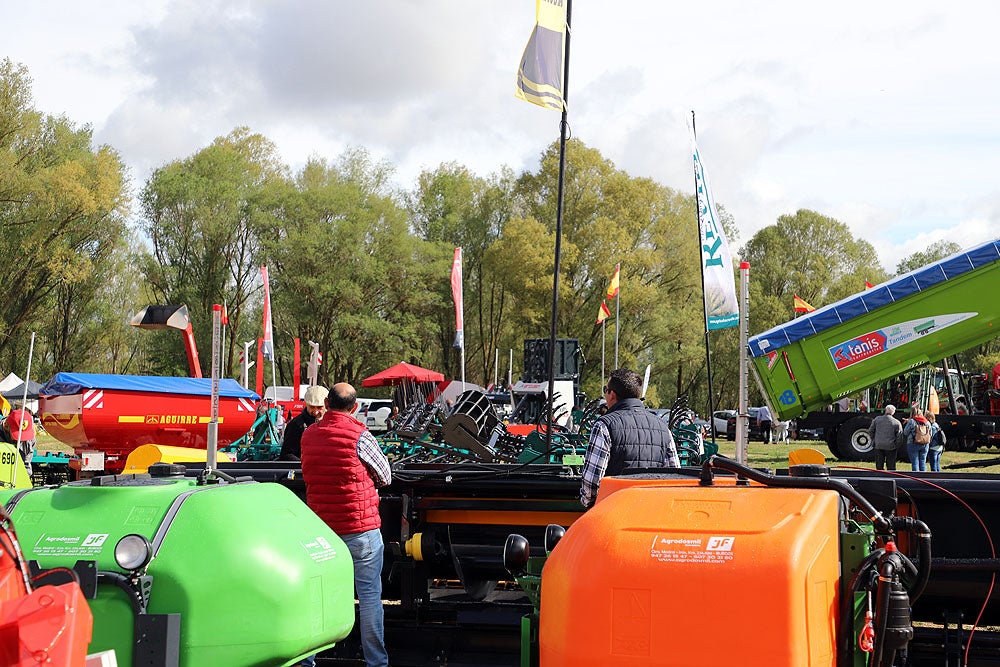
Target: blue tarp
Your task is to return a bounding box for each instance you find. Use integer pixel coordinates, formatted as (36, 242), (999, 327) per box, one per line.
(748, 238), (1000, 358)
(39, 373), (260, 399)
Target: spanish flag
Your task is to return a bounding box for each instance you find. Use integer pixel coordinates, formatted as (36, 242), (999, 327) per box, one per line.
(793, 295), (815, 313)
(515, 0), (567, 111)
(606, 264), (620, 300)
(596, 300), (611, 325)
(865, 281), (874, 289)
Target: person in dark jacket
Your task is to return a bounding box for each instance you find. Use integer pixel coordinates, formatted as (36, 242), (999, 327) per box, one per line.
(579, 368), (680, 508)
(301, 382), (391, 667)
(278, 385), (328, 461)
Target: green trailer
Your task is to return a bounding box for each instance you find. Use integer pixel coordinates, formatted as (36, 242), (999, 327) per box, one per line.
(748, 239), (1000, 458)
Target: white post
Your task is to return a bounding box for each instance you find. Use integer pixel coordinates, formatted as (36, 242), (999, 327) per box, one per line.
(207, 305), (222, 473)
(736, 262), (751, 464)
(493, 348), (499, 389)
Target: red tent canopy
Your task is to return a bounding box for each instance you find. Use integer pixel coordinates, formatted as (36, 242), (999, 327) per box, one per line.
(361, 362), (445, 387)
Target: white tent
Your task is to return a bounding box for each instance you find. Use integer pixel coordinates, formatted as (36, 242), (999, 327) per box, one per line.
(0, 373), (22, 394)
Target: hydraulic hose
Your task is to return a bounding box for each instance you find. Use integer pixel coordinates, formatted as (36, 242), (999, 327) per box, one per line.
(837, 549), (884, 667)
(888, 516), (932, 601)
(701, 456), (891, 533)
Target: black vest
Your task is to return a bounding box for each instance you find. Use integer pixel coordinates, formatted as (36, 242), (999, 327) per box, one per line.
(598, 398), (674, 475)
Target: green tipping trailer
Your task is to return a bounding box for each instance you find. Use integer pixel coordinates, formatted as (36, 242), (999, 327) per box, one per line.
(748, 239), (1000, 456)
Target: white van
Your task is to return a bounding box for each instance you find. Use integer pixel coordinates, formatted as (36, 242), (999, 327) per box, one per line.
(354, 398), (393, 433)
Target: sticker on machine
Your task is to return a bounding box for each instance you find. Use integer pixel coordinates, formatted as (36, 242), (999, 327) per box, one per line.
(828, 312), (977, 370)
(301, 536), (338, 563)
(32, 533), (109, 557)
(650, 535), (735, 564)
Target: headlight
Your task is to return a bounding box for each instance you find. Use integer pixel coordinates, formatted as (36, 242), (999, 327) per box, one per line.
(115, 534), (152, 571)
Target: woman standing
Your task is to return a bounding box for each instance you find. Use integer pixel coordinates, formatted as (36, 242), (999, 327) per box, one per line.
(926, 412), (946, 472)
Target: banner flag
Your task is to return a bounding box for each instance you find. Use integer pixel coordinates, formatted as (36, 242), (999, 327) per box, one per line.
(451, 248), (464, 349)
(260, 266), (275, 360)
(606, 264), (620, 300)
(865, 280), (875, 289)
(793, 294), (816, 313)
(515, 0), (567, 111)
(596, 300), (611, 325)
(689, 126), (740, 330)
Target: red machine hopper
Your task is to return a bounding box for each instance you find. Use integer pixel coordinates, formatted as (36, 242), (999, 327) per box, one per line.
(39, 373), (259, 474)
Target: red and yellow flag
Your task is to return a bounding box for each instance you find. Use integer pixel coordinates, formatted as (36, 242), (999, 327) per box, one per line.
(793, 295), (815, 313)
(606, 264), (620, 300)
(596, 300), (611, 325)
(865, 281), (874, 289)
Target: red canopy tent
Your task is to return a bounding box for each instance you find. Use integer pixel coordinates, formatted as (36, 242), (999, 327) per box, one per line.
(361, 362), (444, 388)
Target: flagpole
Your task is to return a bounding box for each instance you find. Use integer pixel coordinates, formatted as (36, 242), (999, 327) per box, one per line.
(691, 111), (719, 439)
(614, 277), (620, 368)
(544, 0), (572, 452)
(601, 319), (606, 384)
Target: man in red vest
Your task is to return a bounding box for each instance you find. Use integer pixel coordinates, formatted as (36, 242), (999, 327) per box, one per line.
(301, 382), (392, 667)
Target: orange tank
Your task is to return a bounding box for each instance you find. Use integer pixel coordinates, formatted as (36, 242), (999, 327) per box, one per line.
(539, 476), (841, 666)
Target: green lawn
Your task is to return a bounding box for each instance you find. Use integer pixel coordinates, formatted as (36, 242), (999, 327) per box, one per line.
(710, 438), (1000, 474)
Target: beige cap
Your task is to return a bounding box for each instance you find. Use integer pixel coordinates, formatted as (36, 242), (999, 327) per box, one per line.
(303, 385), (329, 407)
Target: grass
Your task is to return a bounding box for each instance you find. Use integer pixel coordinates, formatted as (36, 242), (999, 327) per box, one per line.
(710, 438), (1000, 474)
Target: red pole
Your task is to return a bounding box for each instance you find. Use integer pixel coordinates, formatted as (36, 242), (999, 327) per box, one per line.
(255, 338), (265, 397)
(293, 338), (301, 399)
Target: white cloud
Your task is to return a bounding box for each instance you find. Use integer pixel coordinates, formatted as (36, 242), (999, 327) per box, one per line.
(2, 0), (998, 274)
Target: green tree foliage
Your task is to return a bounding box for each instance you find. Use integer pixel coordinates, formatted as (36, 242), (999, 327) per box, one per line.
(139, 127), (286, 375)
(740, 210), (885, 332)
(258, 149), (444, 387)
(0, 58), (130, 375)
(895, 240), (961, 275)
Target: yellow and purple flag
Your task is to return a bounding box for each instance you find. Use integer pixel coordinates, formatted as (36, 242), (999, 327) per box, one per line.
(515, 0), (567, 111)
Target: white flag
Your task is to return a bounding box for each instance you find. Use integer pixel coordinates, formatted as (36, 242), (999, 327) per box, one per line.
(690, 126), (739, 330)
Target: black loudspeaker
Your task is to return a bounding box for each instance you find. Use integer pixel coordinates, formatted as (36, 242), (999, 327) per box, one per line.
(522, 339), (580, 383)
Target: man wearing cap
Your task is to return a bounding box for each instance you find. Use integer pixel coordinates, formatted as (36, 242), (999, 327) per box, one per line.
(301, 382), (392, 667)
(0, 408), (36, 474)
(279, 386), (328, 461)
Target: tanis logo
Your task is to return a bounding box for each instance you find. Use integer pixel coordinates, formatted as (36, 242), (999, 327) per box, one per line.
(830, 331), (887, 369)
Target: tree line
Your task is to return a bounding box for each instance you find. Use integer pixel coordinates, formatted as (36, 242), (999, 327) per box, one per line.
(1, 59), (995, 414)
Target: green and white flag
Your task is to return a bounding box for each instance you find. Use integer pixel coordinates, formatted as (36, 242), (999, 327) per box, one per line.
(690, 126), (739, 330)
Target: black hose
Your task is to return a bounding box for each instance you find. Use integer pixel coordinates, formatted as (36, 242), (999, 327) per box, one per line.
(871, 557), (898, 667)
(888, 516), (932, 601)
(702, 456), (891, 533)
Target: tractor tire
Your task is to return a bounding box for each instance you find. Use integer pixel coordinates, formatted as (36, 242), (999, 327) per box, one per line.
(826, 434), (842, 459)
(836, 416), (875, 461)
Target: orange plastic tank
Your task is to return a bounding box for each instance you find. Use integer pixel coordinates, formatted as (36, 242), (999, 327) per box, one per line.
(539, 476), (841, 666)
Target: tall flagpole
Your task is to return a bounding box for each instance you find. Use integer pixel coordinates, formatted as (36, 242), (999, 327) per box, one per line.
(601, 319), (606, 384)
(613, 277), (620, 368)
(544, 0), (572, 451)
(691, 111), (718, 439)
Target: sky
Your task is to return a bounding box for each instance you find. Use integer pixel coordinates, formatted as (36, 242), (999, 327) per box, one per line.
(4, 1), (999, 271)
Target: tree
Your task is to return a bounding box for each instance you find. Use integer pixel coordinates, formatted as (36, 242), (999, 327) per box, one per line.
(0, 58), (130, 373)
(139, 127), (286, 376)
(740, 210), (885, 332)
(895, 240), (961, 275)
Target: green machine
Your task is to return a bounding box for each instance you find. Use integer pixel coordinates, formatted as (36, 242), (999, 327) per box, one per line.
(749, 239), (1000, 421)
(0, 465), (355, 666)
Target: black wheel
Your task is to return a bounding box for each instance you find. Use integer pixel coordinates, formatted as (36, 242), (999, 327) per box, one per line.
(826, 433), (842, 459)
(462, 578), (498, 601)
(836, 416), (875, 461)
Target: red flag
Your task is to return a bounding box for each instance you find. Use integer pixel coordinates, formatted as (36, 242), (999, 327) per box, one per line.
(793, 294), (815, 313)
(865, 281), (874, 289)
(596, 300), (611, 325)
(220, 304), (229, 326)
(451, 248), (464, 349)
(261, 266), (274, 360)
(606, 264), (620, 300)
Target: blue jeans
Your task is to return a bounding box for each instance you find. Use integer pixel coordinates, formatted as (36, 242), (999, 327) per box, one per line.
(927, 447), (943, 472)
(907, 442), (929, 471)
(342, 529), (388, 667)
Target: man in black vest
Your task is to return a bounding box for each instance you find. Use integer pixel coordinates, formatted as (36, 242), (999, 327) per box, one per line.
(580, 368), (680, 507)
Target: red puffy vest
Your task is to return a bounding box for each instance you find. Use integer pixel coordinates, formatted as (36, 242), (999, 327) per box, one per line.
(300, 410), (382, 535)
